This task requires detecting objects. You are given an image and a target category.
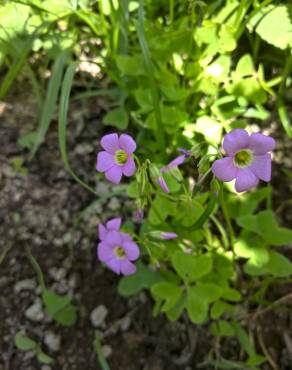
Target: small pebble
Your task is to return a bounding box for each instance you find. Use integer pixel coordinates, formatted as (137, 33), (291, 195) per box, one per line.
(90, 305), (108, 328)
(102, 345), (112, 359)
(25, 298), (44, 322)
(120, 316), (131, 332)
(14, 278), (36, 293)
(96, 182), (110, 197)
(41, 366), (52, 370)
(49, 267), (67, 281)
(44, 331), (61, 352)
(108, 197), (120, 211)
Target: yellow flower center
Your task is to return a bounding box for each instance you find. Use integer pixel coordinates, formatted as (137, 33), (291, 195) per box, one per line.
(115, 150), (128, 165)
(114, 246), (126, 259)
(234, 149), (253, 168)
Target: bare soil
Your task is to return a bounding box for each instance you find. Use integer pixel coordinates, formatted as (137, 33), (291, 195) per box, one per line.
(1, 83), (292, 370)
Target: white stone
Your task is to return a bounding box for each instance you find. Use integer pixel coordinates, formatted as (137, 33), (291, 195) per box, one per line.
(25, 298), (44, 322)
(44, 331), (61, 352)
(48, 267), (67, 281)
(102, 345), (112, 359)
(90, 305), (108, 328)
(108, 197), (120, 211)
(14, 278), (37, 293)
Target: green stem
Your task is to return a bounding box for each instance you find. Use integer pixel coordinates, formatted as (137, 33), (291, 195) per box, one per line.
(169, 0), (174, 26)
(219, 184), (235, 249)
(277, 51), (292, 138)
(266, 184), (272, 210)
(211, 215), (229, 249)
(25, 246), (46, 291)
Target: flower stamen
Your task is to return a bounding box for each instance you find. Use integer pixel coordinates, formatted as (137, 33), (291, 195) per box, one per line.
(114, 246), (126, 259)
(234, 149), (253, 168)
(115, 149), (128, 165)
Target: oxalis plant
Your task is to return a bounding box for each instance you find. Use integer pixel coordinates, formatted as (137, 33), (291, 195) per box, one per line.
(4, 0), (291, 367)
(93, 128), (292, 368)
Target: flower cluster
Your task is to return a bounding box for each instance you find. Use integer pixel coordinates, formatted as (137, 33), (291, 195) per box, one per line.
(96, 129), (275, 275)
(96, 133), (179, 276)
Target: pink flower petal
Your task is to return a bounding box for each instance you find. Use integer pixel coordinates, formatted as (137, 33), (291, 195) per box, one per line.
(120, 259), (136, 275)
(123, 241), (140, 261)
(98, 224), (107, 240)
(96, 151), (115, 172)
(235, 167), (259, 192)
(160, 155), (186, 173)
(105, 165), (123, 184)
(104, 230), (122, 248)
(120, 232), (132, 242)
(122, 156), (136, 177)
(249, 154), (271, 182)
(157, 176), (169, 193)
(106, 258), (121, 274)
(100, 133), (120, 154)
(223, 129), (250, 155)
(161, 232), (178, 240)
(212, 157), (238, 182)
(119, 134), (136, 154)
(106, 218), (122, 231)
(97, 242), (114, 262)
(248, 133), (276, 155)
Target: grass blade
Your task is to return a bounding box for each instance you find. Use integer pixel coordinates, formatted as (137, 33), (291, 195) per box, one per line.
(25, 245), (46, 291)
(136, 1), (166, 157)
(30, 50), (68, 157)
(0, 40), (32, 100)
(58, 61), (97, 195)
(94, 332), (111, 370)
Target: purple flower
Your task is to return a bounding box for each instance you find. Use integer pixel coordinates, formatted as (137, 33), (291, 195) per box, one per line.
(98, 218), (121, 240)
(161, 232), (178, 240)
(148, 231), (178, 240)
(96, 133), (136, 184)
(160, 155), (186, 173)
(158, 176), (169, 193)
(178, 148), (192, 157)
(212, 129), (275, 192)
(157, 149), (189, 193)
(97, 229), (140, 275)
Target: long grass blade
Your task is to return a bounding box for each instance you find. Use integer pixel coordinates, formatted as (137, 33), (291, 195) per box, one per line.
(0, 40), (32, 100)
(136, 1), (166, 157)
(116, 0), (130, 54)
(58, 61), (97, 195)
(30, 50), (68, 157)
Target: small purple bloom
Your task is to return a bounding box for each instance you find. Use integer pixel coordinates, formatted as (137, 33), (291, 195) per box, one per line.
(178, 148), (192, 157)
(161, 232), (178, 240)
(158, 175), (169, 193)
(212, 129), (275, 192)
(157, 149), (190, 192)
(96, 133), (136, 184)
(97, 229), (140, 275)
(98, 217), (121, 240)
(160, 155), (186, 173)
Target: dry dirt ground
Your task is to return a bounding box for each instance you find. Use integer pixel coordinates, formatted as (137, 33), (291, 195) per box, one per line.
(1, 84), (292, 370)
